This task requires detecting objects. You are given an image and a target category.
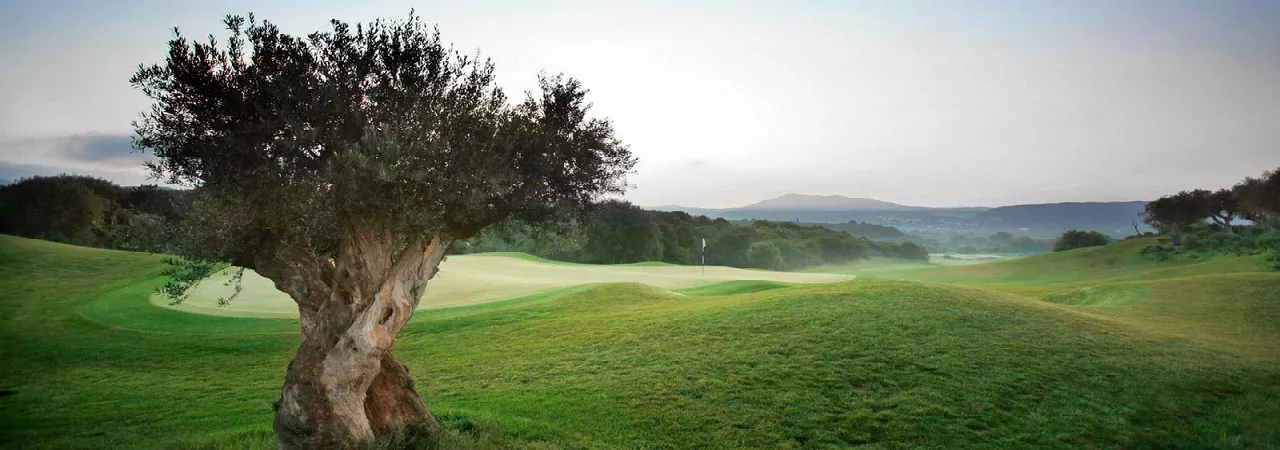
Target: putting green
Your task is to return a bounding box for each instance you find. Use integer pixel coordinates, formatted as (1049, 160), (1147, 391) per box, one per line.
(152, 253), (853, 318)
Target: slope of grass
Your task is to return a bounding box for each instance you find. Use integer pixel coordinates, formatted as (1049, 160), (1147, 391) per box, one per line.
(672, 280), (795, 296)
(863, 238), (1280, 358)
(0, 236), (293, 448)
(904, 238), (1270, 286)
(2, 234), (1279, 448)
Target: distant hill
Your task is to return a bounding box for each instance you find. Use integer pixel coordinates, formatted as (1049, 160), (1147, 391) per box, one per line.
(649, 197), (1153, 238)
(976, 201), (1149, 233)
(0, 178), (10, 186)
(736, 194), (917, 211)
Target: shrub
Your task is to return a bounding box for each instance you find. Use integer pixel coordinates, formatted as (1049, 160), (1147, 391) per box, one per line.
(1053, 230), (1110, 252)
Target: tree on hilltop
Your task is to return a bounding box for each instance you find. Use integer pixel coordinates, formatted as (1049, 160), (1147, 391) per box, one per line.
(1143, 190), (1211, 244)
(131, 13), (634, 448)
(1206, 189), (1240, 232)
(1053, 229), (1109, 252)
(1234, 168), (1280, 226)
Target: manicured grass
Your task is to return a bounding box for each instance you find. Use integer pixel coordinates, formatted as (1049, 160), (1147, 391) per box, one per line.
(673, 280), (795, 296)
(2, 234), (1279, 448)
(157, 252), (849, 318)
(464, 252), (675, 267)
(0, 236), (292, 448)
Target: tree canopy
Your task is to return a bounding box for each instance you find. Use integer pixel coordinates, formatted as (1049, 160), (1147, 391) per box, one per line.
(1053, 229), (1110, 252)
(132, 14), (635, 266)
(0, 175), (186, 252)
(1233, 168), (1280, 223)
(1144, 190), (1210, 230)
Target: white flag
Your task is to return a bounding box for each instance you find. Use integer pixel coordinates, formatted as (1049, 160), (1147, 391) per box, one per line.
(701, 238), (706, 249)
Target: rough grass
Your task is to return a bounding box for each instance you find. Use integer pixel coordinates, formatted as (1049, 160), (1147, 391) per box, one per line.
(2, 234), (1279, 448)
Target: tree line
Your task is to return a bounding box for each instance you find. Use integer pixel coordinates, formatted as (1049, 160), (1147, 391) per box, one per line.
(1144, 167), (1279, 241)
(1141, 167), (1280, 268)
(0, 175), (188, 252)
(457, 200), (929, 269)
(0, 178), (927, 272)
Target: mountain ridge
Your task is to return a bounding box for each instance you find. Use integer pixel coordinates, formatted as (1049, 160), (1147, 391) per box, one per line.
(735, 194), (914, 211)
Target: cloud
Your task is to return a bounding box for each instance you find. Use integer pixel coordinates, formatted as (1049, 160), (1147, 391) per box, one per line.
(0, 162), (159, 187)
(1, 133), (151, 167)
(65, 134), (138, 162)
(0, 134), (159, 186)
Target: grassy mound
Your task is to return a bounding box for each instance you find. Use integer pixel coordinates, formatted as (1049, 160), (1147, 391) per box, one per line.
(2, 235), (1279, 448)
(874, 238), (1280, 358)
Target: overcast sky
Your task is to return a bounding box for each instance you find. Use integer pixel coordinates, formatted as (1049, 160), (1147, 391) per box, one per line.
(1, 0), (1277, 207)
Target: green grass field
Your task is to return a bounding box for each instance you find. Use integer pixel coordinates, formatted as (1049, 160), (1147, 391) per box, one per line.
(158, 253), (851, 318)
(2, 234), (1278, 448)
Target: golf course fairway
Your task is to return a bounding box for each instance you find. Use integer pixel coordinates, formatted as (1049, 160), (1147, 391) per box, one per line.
(153, 254), (854, 318)
(2, 234), (1279, 448)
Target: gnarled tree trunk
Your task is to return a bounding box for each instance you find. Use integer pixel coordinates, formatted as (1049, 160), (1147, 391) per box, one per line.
(255, 226), (451, 449)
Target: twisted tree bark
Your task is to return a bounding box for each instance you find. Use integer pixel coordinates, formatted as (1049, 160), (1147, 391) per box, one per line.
(256, 226), (450, 449)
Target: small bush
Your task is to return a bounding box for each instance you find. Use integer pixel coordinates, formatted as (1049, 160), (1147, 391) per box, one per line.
(1053, 230), (1110, 252)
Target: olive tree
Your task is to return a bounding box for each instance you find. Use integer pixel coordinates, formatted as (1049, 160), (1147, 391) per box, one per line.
(131, 14), (634, 448)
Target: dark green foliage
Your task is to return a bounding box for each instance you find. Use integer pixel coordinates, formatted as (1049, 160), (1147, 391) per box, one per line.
(706, 227), (751, 267)
(131, 13), (635, 265)
(582, 200), (663, 264)
(459, 201), (931, 270)
(1233, 167), (1280, 224)
(1053, 229), (1110, 252)
(127, 185), (190, 222)
(1141, 225), (1280, 270)
(453, 221), (586, 262)
(1142, 167), (1280, 269)
(0, 175), (186, 252)
(1206, 189), (1240, 229)
(0, 175), (107, 244)
(747, 241), (783, 270)
(1144, 190), (1212, 232)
